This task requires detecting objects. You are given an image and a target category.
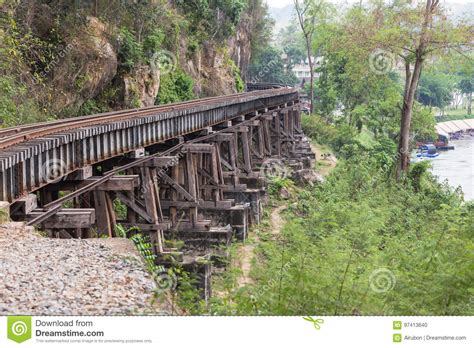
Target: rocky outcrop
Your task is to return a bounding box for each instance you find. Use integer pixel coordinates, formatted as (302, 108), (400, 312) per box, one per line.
(292, 169), (325, 187)
(47, 17), (118, 113)
(117, 64), (161, 108)
(190, 42), (239, 97)
(229, 17), (253, 82)
(16, 2), (255, 115)
(180, 9), (253, 97)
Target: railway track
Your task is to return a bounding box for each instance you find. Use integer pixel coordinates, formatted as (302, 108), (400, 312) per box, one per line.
(1, 88), (310, 234)
(0, 89), (291, 150)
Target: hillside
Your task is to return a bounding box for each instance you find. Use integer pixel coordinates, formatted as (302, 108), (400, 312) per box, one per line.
(0, 0), (268, 125)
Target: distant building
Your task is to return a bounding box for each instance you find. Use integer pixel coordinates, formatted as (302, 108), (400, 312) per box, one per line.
(290, 57), (323, 85)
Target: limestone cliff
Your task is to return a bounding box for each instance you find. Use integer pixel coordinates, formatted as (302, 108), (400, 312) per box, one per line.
(1, 0), (262, 118)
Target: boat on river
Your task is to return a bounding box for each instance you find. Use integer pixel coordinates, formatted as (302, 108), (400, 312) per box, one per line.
(416, 144), (440, 158)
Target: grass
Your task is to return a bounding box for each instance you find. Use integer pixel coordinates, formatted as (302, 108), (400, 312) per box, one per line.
(435, 108), (473, 122)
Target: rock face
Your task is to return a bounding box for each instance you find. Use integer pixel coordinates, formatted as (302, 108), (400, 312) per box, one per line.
(22, 4), (255, 114)
(292, 169), (325, 187)
(48, 16), (118, 113)
(180, 12), (253, 98)
(185, 42), (239, 97)
(229, 16), (253, 82)
(117, 65), (161, 108)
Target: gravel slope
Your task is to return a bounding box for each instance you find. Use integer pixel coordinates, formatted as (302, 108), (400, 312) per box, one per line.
(0, 223), (165, 315)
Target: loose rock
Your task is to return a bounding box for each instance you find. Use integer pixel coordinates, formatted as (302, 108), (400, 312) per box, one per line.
(0, 224), (169, 315)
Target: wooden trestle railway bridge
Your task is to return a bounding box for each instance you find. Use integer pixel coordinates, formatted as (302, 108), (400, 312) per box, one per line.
(0, 88), (314, 296)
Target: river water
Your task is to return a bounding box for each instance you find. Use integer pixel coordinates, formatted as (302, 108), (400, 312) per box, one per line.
(428, 139), (474, 201)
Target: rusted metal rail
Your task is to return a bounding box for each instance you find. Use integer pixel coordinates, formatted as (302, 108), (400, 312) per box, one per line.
(0, 91), (257, 148)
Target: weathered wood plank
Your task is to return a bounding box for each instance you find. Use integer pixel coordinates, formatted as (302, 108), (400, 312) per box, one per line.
(24, 208), (95, 229)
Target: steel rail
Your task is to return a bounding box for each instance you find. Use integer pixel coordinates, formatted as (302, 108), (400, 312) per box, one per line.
(26, 100), (272, 226)
(0, 89), (293, 149)
(0, 92), (251, 138)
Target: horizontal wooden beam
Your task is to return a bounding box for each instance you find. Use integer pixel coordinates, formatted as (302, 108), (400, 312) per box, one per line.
(170, 220), (212, 232)
(182, 144), (214, 153)
(23, 208), (95, 229)
(42, 176), (140, 192)
(160, 200), (233, 210)
(141, 156), (180, 168)
(92, 176), (140, 191)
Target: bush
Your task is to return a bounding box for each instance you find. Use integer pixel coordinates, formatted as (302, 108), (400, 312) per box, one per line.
(0, 77), (47, 126)
(301, 114), (359, 157)
(117, 28), (143, 72)
(222, 156), (472, 315)
(228, 59), (244, 92)
(143, 29), (165, 63)
(156, 69), (195, 104)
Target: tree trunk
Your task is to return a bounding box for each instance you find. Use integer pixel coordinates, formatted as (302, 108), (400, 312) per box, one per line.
(294, 0), (316, 115)
(397, 56), (424, 179)
(468, 92), (472, 115)
(396, 0), (437, 179)
(306, 38), (314, 114)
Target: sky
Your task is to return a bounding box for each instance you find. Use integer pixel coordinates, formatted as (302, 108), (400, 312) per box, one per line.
(265, 0), (473, 8)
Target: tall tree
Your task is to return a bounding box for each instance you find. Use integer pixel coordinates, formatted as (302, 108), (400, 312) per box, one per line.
(293, 0), (317, 114)
(386, 0), (472, 177)
(459, 78), (473, 115)
(417, 73), (455, 114)
(340, 1), (472, 177)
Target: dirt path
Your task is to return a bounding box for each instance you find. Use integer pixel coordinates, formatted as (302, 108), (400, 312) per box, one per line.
(310, 143), (337, 177)
(236, 243), (255, 286)
(270, 205), (287, 236)
(236, 204), (287, 287)
(234, 144), (337, 289)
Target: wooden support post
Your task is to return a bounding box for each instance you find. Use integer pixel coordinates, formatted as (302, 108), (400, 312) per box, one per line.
(283, 110), (290, 156)
(93, 191), (115, 237)
(185, 150), (198, 226)
(212, 146), (224, 201)
(274, 113), (281, 157)
(257, 124), (265, 158)
(125, 169), (138, 224)
(169, 164), (179, 226)
(141, 167), (163, 253)
(263, 119), (272, 156)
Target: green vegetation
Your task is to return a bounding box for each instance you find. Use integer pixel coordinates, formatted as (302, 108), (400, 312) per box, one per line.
(0, 76), (48, 126)
(435, 109), (473, 123)
(417, 73), (455, 112)
(117, 27), (143, 73)
(208, 118), (473, 316)
(176, 0), (246, 42)
(156, 69), (195, 105)
(1, 0), (267, 124)
(229, 59), (245, 92)
(248, 45), (298, 85)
